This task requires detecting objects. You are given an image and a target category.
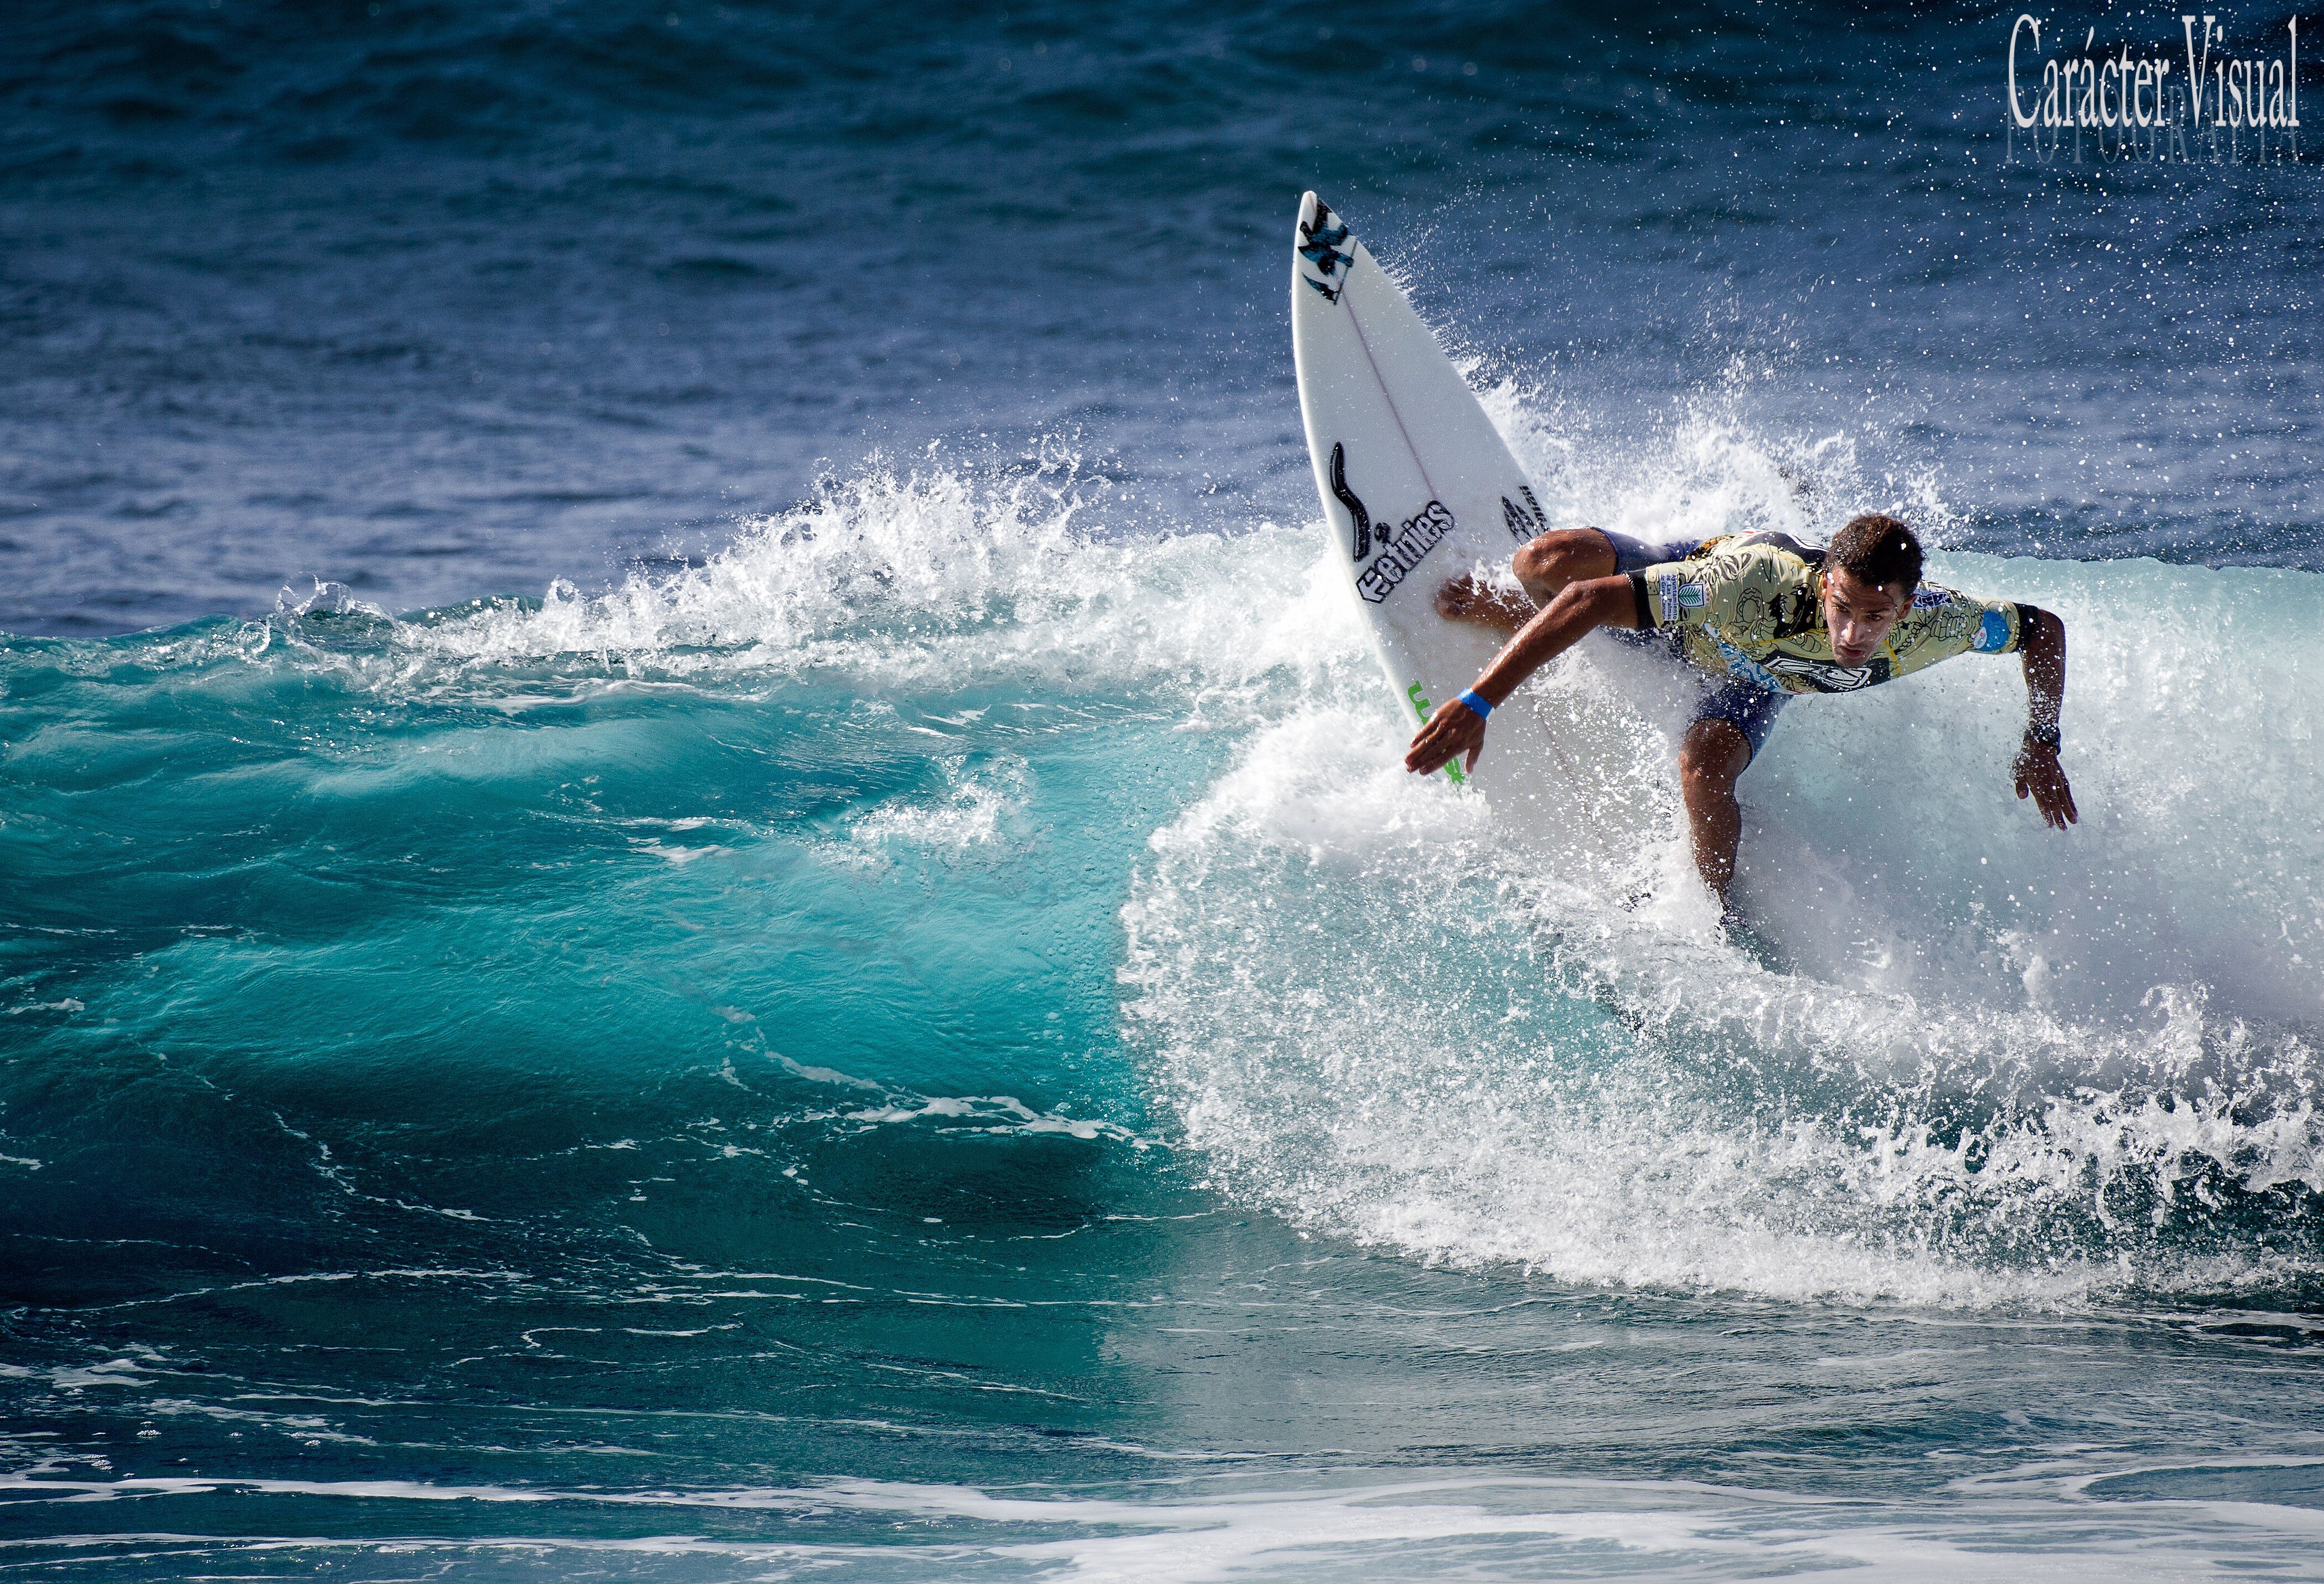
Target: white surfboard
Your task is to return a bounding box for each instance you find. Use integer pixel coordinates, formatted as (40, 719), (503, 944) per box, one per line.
(1291, 192), (1675, 868)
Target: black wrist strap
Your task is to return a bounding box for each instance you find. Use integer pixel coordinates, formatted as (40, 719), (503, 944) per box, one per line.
(2023, 722), (2061, 750)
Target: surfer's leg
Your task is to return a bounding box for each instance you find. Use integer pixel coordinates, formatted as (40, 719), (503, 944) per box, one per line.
(1510, 526), (1708, 607)
(1591, 528), (1707, 577)
(1678, 719), (1753, 904)
(1677, 684), (1787, 903)
(1511, 528), (1617, 606)
(1436, 527), (1622, 630)
(1434, 526), (1707, 631)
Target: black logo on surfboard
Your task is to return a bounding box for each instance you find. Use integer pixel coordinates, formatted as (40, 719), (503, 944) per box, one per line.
(1329, 442), (1374, 561)
(1356, 500), (1455, 604)
(1299, 200), (1353, 303)
(1329, 442), (1455, 598)
(1501, 485), (1546, 542)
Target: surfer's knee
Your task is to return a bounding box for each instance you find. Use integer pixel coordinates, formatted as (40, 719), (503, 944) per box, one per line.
(1677, 720), (1750, 803)
(1513, 528), (1616, 598)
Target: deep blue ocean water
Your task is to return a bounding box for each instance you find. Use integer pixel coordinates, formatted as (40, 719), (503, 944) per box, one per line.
(6, 2), (2324, 1577)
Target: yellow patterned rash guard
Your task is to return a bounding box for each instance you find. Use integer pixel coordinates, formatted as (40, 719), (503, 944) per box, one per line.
(1626, 531), (2029, 696)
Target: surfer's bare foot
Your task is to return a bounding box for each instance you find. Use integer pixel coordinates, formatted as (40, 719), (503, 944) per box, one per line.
(1433, 575), (1534, 632)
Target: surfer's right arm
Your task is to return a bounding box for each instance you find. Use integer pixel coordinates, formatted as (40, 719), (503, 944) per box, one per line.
(1403, 575), (1642, 776)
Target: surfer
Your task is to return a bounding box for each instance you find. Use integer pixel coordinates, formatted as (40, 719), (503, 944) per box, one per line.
(1406, 515), (2076, 907)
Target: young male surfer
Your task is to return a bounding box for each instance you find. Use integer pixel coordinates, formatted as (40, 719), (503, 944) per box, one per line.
(1404, 515), (2076, 906)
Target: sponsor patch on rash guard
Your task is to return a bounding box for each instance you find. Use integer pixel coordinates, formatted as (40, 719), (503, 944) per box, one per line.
(1657, 574), (1706, 617)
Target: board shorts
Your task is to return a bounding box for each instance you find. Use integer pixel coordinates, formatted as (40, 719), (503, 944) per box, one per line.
(1596, 528), (1790, 765)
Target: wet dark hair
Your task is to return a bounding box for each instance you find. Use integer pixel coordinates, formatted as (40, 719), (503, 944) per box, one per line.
(1827, 513), (1923, 595)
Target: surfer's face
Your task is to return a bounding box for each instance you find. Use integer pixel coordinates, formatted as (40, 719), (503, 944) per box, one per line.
(1821, 568), (1910, 665)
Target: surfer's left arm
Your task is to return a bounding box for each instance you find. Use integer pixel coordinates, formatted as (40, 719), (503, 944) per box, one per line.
(1403, 575), (1638, 776)
(2012, 605), (2076, 830)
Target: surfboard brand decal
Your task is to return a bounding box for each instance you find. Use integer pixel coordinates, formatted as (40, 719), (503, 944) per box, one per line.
(1355, 501), (1456, 604)
(1328, 442), (1375, 561)
(1404, 682), (1466, 785)
(1298, 200), (1354, 303)
(1500, 485), (1547, 542)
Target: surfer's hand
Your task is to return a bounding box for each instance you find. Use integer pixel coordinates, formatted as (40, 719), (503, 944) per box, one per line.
(1405, 697), (1486, 777)
(2013, 742), (2077, 830)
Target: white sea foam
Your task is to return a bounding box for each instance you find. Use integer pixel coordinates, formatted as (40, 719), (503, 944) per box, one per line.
(244, 443), (1365, 716)
(847, 754), (1033, 861)
(1476, 363), (1959, 557)
(1112, 417), (2323, 1307)
(4, 1471), (2320, 1581)
(215, 420), (2324, 1306)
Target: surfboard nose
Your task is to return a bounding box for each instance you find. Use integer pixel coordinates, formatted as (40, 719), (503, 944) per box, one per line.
(1294, 193), (1356, 305)
(1297, 190), (1344, 247)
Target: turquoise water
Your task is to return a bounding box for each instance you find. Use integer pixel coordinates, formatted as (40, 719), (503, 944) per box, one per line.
(6, 443), (2323, 1576)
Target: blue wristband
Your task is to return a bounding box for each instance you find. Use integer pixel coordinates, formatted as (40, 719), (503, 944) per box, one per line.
(1457, 687), (1493, 720)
